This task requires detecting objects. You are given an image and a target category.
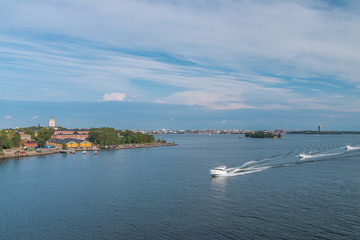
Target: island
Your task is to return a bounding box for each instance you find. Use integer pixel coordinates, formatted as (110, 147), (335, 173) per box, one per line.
(245, 131), (282, 139)
(0, 125), (176, 160)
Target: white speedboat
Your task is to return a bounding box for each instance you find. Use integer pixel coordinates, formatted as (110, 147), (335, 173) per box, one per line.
(345, 145), (354, 150)
(82, 150), (87, 154)
(209, 165), (228, 177)
(298, 153), (308, 159)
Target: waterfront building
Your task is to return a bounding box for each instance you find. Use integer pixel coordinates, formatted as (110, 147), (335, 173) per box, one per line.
(46, 139), (64, 148)
(49, 116), (55, 128)
(47, 138), (92, 148)
(66, 141), (79, 148)
(24, 141), (38, 148)
(79, 140), (92, 148)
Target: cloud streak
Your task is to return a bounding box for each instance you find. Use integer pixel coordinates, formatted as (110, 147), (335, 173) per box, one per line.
(0, 0), (360, 115)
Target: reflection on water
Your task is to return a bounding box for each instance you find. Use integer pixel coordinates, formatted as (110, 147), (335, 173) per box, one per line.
(211, 176), (228, 186)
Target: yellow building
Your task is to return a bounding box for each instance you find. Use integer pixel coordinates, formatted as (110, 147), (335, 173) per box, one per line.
(47, 138), (92, 149)
(66, 141), (79, 148)
(47, 139), (64, 147)
(79, 140), (92, 148)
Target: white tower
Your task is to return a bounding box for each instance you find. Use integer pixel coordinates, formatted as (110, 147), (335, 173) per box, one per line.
(49, 116), (55, 128)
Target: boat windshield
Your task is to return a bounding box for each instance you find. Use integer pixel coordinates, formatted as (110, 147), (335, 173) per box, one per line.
(214, 165), (226, 170)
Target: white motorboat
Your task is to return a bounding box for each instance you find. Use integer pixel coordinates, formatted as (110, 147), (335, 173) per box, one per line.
(298, 153), (308, 159)
(209, 165), (228, 177)
(345, 145), (354, 150)
(82, 150), (87, 154)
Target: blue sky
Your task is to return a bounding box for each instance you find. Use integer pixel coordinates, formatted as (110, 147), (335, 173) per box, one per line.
(1, 0), (360, 130)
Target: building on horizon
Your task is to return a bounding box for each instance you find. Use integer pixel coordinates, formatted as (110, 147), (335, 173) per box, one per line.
(54, 130), (90, 135)
(49, 116), (55, 128)
(51, 134), (88, 141)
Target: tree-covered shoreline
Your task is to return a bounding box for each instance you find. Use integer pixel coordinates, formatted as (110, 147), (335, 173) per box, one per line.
(245, 131), (282, 139)
(287, 130), (360, 134)
(0, 130), (21, 154)
(88, 127), (158, 146)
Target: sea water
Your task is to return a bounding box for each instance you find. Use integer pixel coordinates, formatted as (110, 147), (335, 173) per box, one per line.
(0, 134), (360, 239)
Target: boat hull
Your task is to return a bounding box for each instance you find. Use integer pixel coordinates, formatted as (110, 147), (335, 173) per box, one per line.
(209, 169), (227, 177)
(345, 145), (354, 150)
(299, 153), (308, 159)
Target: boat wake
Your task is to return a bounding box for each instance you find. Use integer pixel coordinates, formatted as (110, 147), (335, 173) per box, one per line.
(211, 145), (360, 178)
(298, 152), (341, 160)
(344, 145), (360, 151)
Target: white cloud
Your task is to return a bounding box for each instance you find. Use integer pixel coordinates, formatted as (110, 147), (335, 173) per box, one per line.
(4, 0), (359, 82)
(31, 115), (39, 119)
(221, 120), (226, 124)
(98, 92), (127, 102)
(4, 115), (12, 119)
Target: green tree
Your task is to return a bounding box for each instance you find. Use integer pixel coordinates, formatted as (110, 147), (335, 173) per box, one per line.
(0, 133), (11, 149)
(11, 133), (21, 148)
(131, 134), (139, 143)
(89, 128), (156, 146)
(62, 143), (68, 150)
(25, 130), (35, 139)
(38, 139), (46, 148)
(36, 128), (55, 142)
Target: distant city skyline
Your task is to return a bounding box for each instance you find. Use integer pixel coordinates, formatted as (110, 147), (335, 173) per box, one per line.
(1, 1), (360, 130)
(0, 100), (358, 131)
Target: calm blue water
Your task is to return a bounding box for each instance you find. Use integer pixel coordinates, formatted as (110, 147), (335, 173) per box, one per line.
(1, 134), (360, 239)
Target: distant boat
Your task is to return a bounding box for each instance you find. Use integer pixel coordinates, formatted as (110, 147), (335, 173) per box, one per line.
(209, 165), (228, 177)
(299, 152), (318, 159)
(82, 150), (86, 154)
(299, 153), (308, 159)
(94, 150), (98, 155)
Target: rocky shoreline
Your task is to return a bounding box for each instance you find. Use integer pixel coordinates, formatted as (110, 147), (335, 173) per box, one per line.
(0, 142), (177, 160)
(117, 142), (177, 149)
(0, 149), (60, 160)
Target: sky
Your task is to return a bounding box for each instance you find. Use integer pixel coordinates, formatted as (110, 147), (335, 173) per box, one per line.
(1, 0), (360, 130)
